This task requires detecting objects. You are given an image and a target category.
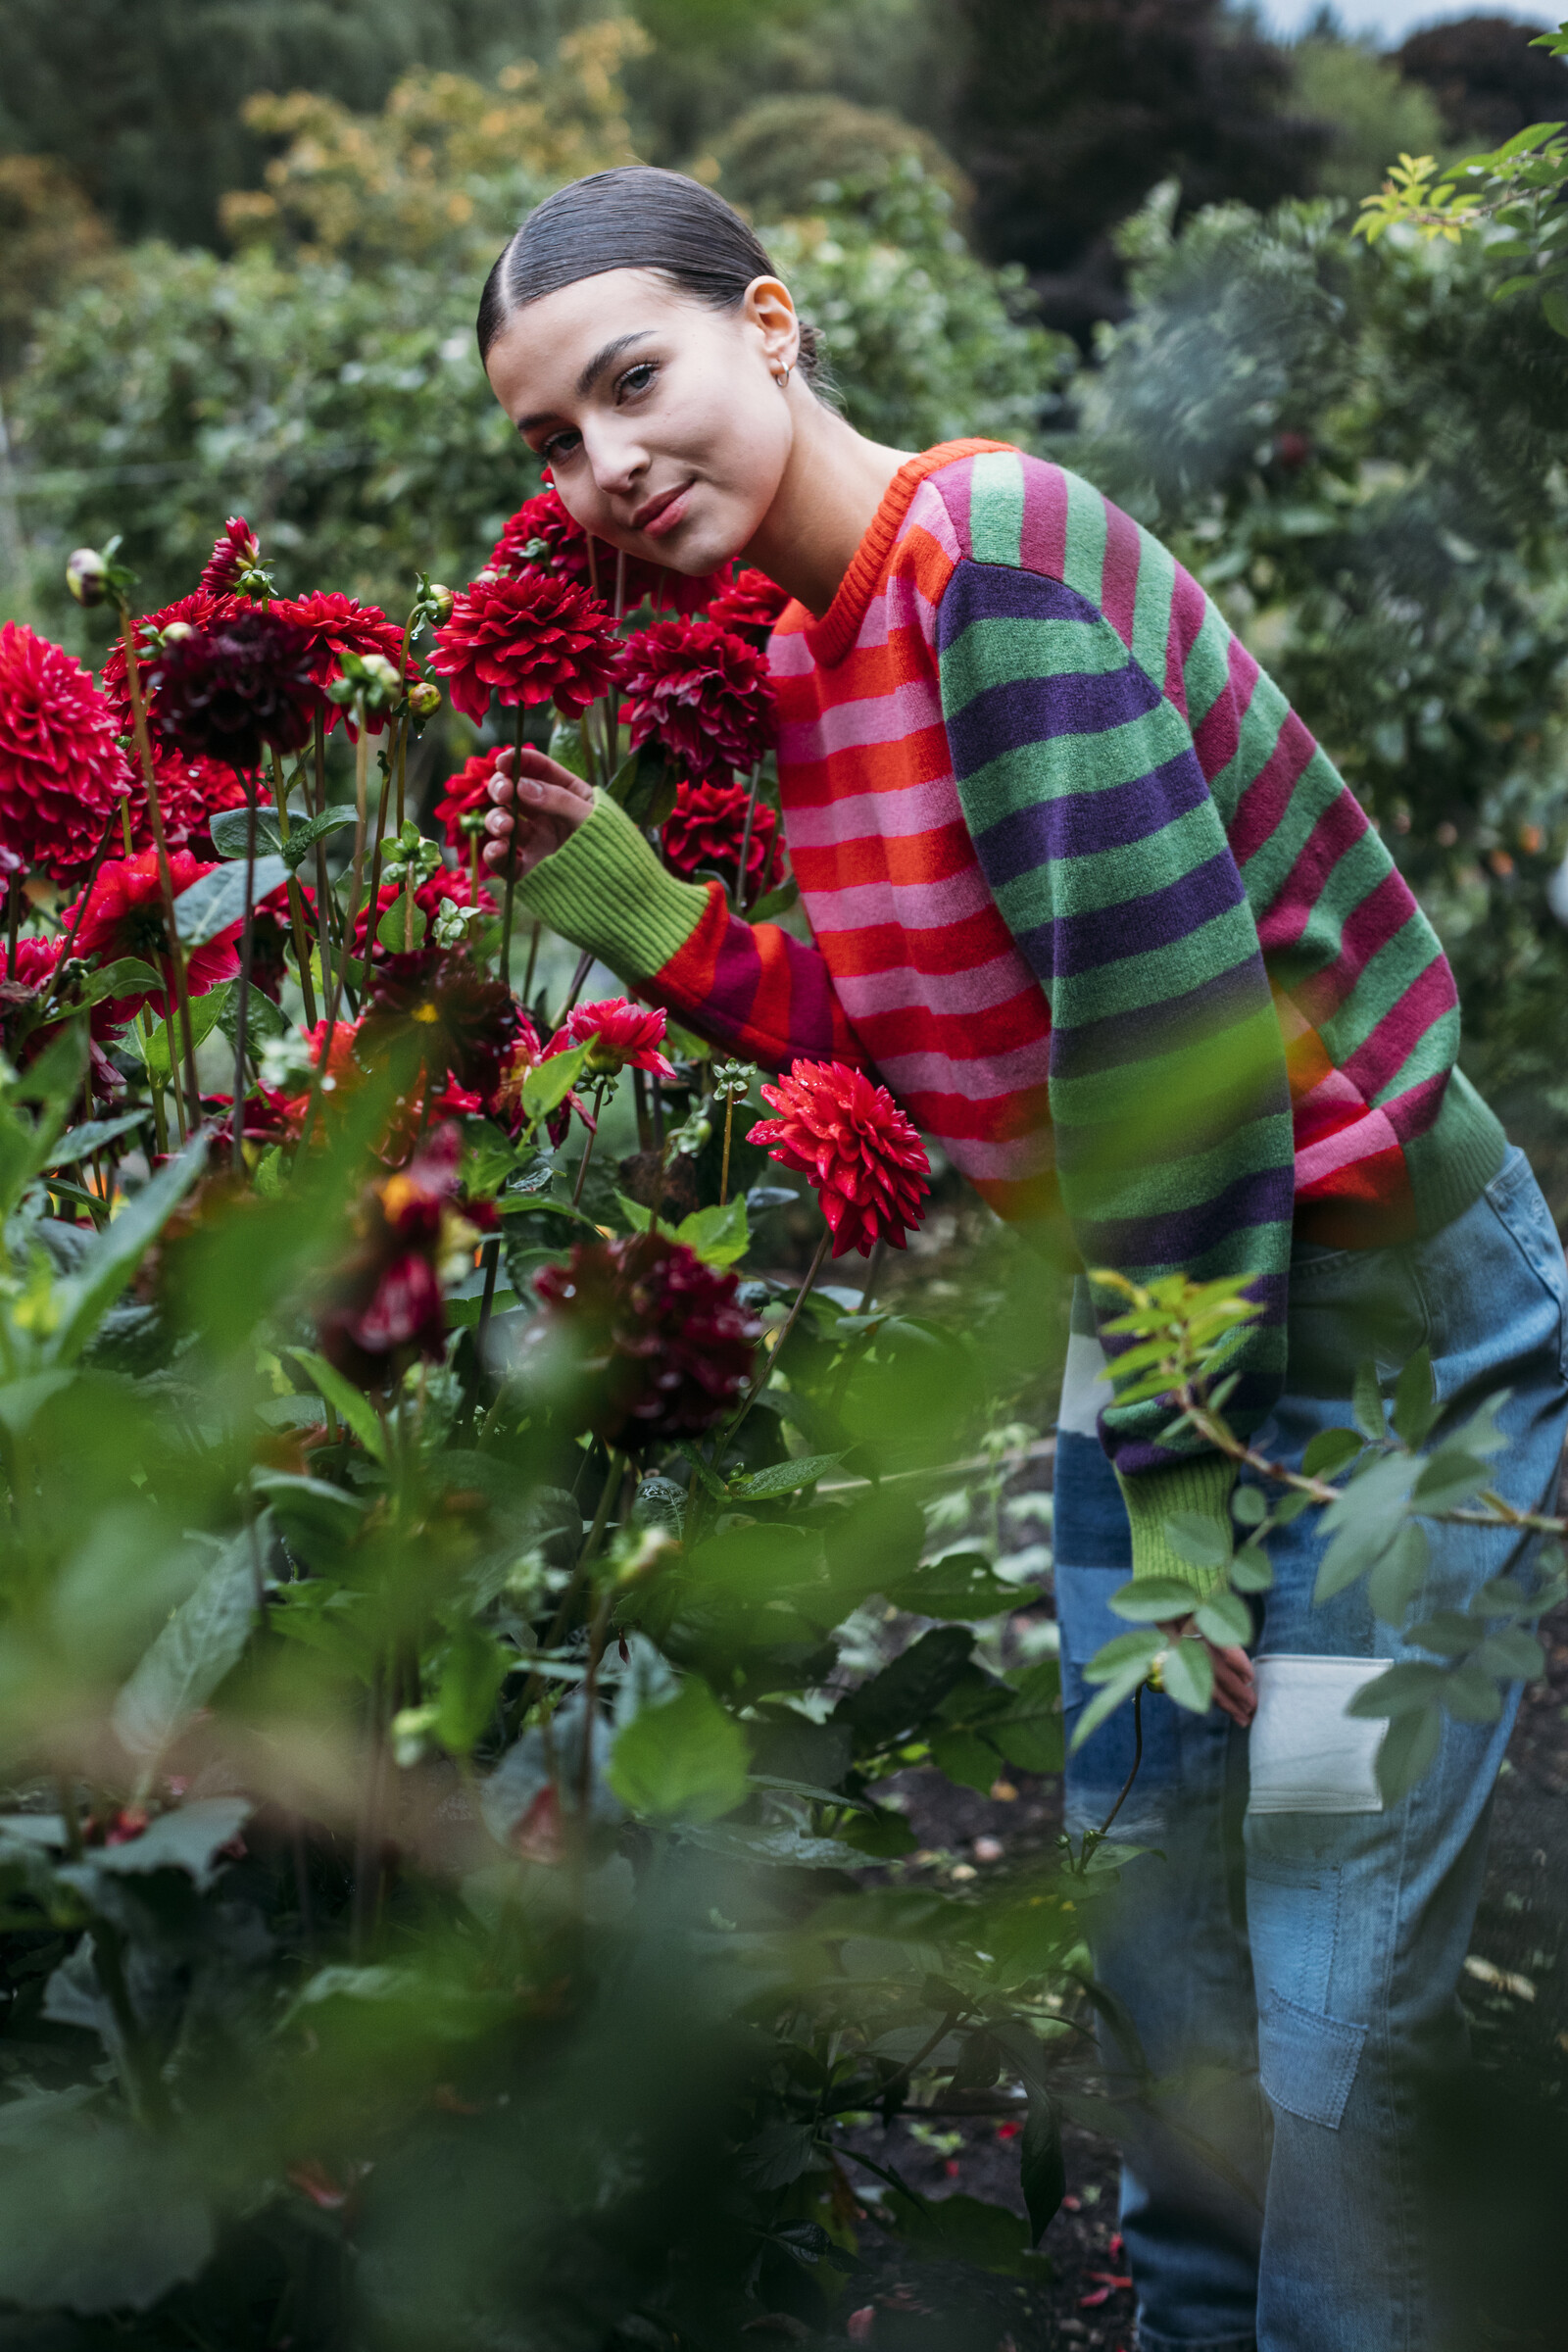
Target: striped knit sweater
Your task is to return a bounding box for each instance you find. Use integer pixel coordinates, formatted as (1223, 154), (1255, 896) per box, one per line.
(518, 439), (1506, 1579)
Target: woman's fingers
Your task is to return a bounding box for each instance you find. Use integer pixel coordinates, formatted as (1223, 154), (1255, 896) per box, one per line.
(487, 746), (593, 809)
(1157, 1619), (1257, 1729)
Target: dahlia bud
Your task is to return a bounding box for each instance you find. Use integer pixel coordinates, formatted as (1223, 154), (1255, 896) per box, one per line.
(424, 583), (455, 626)
(66, 548), (110, 608)
(160, 621), (195, 647)
(361, 653), (401, 697)
(408, 678), (443, 719)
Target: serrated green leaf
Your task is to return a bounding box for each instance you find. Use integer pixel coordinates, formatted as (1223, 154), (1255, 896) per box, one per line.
(74, 956), (167, 1010)
(605, 1676), (750, 1822)
(1411, 1446), (1491, 1513)
(520, 1040), (591, 1122)
(376, 896), (427, 952)
(673, 1196), (750, 1268)
(172, 857), (289, 944)
(729, 1451), (844, 1500)
(209, 806), (283, 861)
(1367, 1521), (1429, 1625)
(1376, 1706), (1441, 1804)
(112, 1527), (262, 1775)
(1108, 1574), (1206, 1623)
(1303, 1426), (1363, 1478)
(133, 983), (232, 1080)
(1346, 1660), (1447, 1718)
(280, 805), (358, 871)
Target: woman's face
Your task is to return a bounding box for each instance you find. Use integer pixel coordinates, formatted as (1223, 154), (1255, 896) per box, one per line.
(484, 268), (799, 577)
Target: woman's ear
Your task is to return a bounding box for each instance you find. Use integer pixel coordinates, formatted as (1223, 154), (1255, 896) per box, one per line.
(744, 275), (802, 379)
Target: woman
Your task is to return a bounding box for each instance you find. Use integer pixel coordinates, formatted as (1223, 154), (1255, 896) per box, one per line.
(476, 167), (1568, 2351)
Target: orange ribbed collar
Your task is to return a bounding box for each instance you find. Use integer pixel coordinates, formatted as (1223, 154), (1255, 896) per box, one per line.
(800, 438), (1013, 668)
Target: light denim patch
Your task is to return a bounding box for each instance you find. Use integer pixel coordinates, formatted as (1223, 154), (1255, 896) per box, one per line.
(1248, 1655), (1388, 1815)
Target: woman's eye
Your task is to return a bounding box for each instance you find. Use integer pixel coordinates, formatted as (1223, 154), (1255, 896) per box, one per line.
(541, 428), (581, 463)
(616, 362), (658, 401)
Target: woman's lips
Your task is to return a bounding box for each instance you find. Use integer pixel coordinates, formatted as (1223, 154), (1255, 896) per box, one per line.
(634, 484), (693, 540)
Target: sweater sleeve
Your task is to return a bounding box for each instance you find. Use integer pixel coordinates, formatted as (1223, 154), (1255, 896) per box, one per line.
(514, 789), (866, 1073)
(936, 559), (1298, 1585)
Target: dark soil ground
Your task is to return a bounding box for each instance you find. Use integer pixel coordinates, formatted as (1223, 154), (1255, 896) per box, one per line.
(803, 1535), (1568, 2350)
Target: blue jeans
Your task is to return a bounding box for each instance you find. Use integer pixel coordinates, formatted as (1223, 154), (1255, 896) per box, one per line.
(1055, 1149), (1568, 2352)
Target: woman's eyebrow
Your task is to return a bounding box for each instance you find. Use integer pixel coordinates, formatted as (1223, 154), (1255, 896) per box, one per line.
(516, 330), (656, 435)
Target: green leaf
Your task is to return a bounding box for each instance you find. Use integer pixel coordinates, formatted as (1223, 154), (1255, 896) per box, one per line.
(1544, 282), (1568, 338)
(1162, 1510), (1231, 1571)
(988, 1658), (1064, 1774)
(433, 1624), (512, 1758)
(1376, 1706), (1441, 1805)
(728, 1451), (844, 1500)
(285, 1347), (388, 1461)
(672, 1196), (750, 1267)
(835, 1625), (974, 1749)
(112, 1524), (262, 1774)
(47, 1132), (207, 1366)
(673, 1438), (730, 1500)
(1439, 1661), (1504, 1723)
(1231, 1485), (1267, 1527)
(1082, 1626), (1166, 1682)
(445, 1288), (519, 1328)
(520, 1040), (591, 1122)
(1367, 1521), (1429, 1625)
(1195, 1589), (1252, 1646)
(834, 1802), (918, 1857)
(0, 2102), (212, 2313)
(74, 956), (167, 1010)
(605, 1676), (750, 1822)
(208, 805), (283, 860)
(1351, 1358), (1387, 1444)
(1303, 1426), (1363, 1479)
(1411, 1446), (1492, 1513)
(1471, 1627), (1545, 1682)
(887, 2191), (1044, 2278)
(882, 1551), (1022, 1620)
(1021, 2092), (1066, 2241)
(930, 1724), (1004, 1792)
(135, 984), (231, 1081)
(376, 895), (428, 952)
(748, 876), (800, 924)
(1230, 1544), (1274, 1592)
(280, 804), (359, 870)
(1346, 1660), (1447, 1718)
(1108, 1573), (1206, 1623)
(1160, 1635), (1214, 1713)
(1393, 1348), (1438, 1447)
(172, 856), (289, 944)
(45, 1110), (147, 1168)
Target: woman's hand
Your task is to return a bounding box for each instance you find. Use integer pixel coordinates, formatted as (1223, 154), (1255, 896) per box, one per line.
(483, 747), (593, 878)
(1158, 1618), (1256, 1728)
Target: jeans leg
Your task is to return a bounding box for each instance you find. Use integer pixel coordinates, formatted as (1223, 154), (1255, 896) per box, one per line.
(1058, 1416), (1266, 2349)
(1245, 1152), (1568, 2352)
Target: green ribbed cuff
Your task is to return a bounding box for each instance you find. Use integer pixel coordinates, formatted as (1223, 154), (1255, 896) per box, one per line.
(513, 790), (710, 984)
(1116, 1454), (1238, 1596)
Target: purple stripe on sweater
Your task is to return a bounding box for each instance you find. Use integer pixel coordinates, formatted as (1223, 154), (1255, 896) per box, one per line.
(938, 560), (1102, 638)
(1047, 950), (1273, 1079)
(973, 745), (1210, 882)
(1016, 849), (1246, 981)
(1080, 1167), (1294, 1287)
(947, 662), (1163, 782)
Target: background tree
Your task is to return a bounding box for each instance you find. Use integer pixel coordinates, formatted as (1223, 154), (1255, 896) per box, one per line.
(1395, 10), (1568, 147)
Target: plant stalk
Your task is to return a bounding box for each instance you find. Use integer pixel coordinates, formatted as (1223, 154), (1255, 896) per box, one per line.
(728, 1226), (833, 1446)
(229, 771), (259, 1173)
(117, 603), (203, 1130)
(270, 748), (318, 1028)
(734, 761), (761, 911)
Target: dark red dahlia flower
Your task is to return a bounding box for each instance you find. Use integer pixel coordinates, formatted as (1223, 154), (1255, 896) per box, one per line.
(429, 573), (618, 725)
(489, 480), (724, 615)
(199, 515), (260, 594)
(65, 848), (242, 1023)
(529, 1229), (761, 1447)
(361, 948), (519, 1105)
(615, 617), (775, 788)
(433, 753), (499, 853)
(268, 591), (413, 736)
(317, 1123), (466, 1392)
(147, 606), (318, 772)
(662, 779), (781, 906)
(100, 589), (236, 738)
(749, 1059), (930, 1258)
(706, 567), (791, 644)
(0, 621), (135, 884)
(549, 997), (676, 1081)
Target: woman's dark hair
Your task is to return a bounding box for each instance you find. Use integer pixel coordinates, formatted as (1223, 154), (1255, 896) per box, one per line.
(476, 165), (823, 379)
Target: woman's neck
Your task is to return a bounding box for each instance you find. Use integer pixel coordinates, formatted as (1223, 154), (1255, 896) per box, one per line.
(740, 396), (915, 619)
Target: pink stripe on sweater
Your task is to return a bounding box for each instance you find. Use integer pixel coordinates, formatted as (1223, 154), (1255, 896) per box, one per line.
(1230, 712), (1319, 866)
(838, 947), (1044, 1019)
(1017, 462), (1068, 580)
(1377, 1064), (1452, 1146)
(906, 477), (966, 567)
(1163, 568), (1208, 719)
(777, 675), (946, 762)
(1341, 956), (1457, 1102)
(1255, 790), (1372, 956)
(1294, 872), (1422, 1027)
(1292, 1098), (1403, 1191)
(1099, 498), (1143, 651)
(1193, 634), (1260, 782)
(809, 865), (999, 935)
(783, 775), (966, 848)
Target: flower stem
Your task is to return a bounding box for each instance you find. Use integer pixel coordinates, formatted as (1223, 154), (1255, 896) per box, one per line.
(300, 710), (369, 1153)
(734, 761), (761, 911)
(522, 918), (542, 1005)
(729, 1227), (832, 1446)
(4, 871), (17, 966)
(501, 705), (523, 989)
(719, 1094), (735, 1207)
(117, 601), (203, 1132)
(474, 1232), (502, 1372)
(229, 770), (258, 1174)
(571, 1080), (608, 1207)
(312, 711), (334, 1004)
(270, 748), (318, 1029)
(362, 728), (396, 967)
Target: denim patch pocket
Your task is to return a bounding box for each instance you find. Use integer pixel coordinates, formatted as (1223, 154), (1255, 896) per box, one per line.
(1248, 1656), (1387, 1815)
(1257, 1990), (1367, 2131)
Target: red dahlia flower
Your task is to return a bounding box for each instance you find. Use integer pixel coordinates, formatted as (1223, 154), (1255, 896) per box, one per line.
(0, 621), (134, 884)
(550, 997), (676, 1081)
(361, 949), (518, 1106)
(318, 1122), (467, 1392)
(662, 779), (781, 906)
(199, 515), (260, 594)
(131, 746), (270, 858)
(147, 607), (318, 772)
(99, 589), (236, 738)
(269, 591), (413, 735)
(429, 573), (617, 725)
(65, 848), (242, 1023)
(433, 753), (499, 853)
(749, 1059), (930, 1258)
(490, 1011), (597, 1148)
(529, 1230), (761, 1447)
(489, 480), (724, 615)
(615, 617), (775, 788)
(706, 567), (791, 644)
